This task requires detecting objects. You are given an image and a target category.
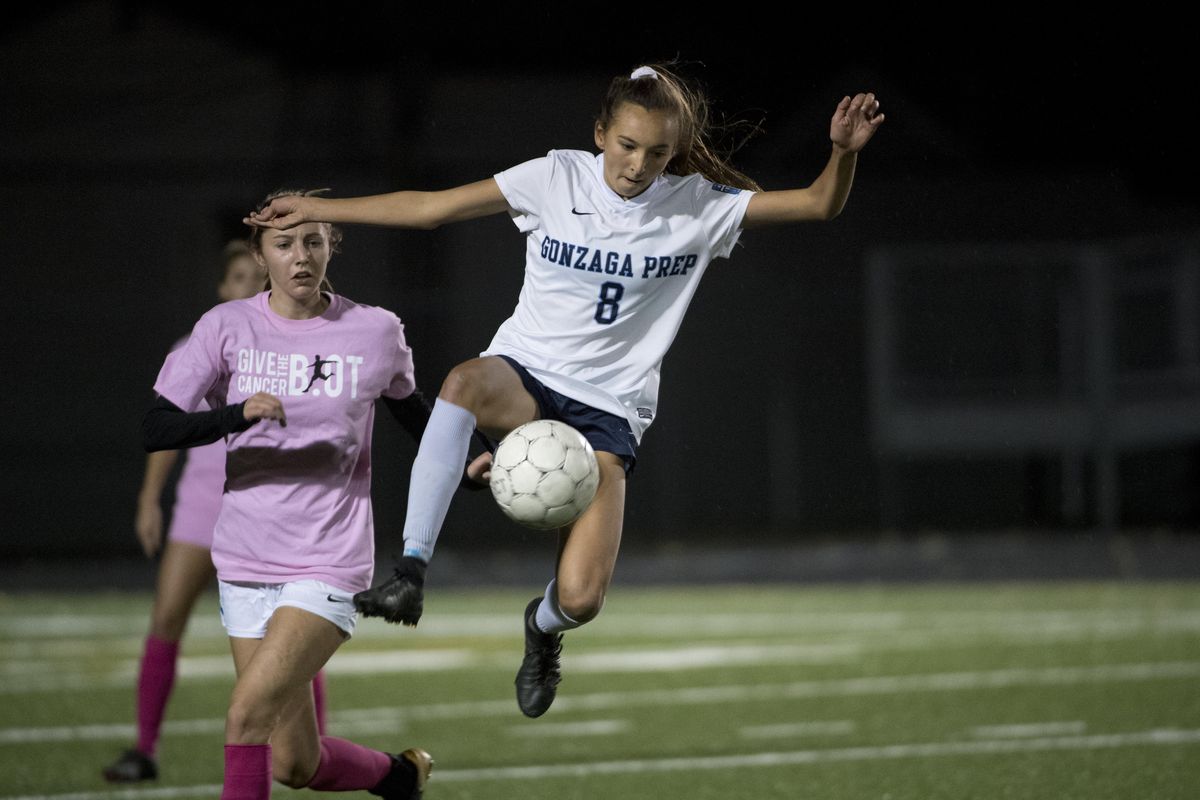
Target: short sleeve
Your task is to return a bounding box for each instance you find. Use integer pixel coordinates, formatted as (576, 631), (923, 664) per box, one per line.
(383, 316), (417, 400)
(493, 153), (556, 234)
(153, 312), (225, 412)
(696, 181), (756, 260)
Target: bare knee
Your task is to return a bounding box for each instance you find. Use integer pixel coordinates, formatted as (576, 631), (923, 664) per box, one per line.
(147, 607), (187, 641)
(274, 755), (316, 789)
(439, 361), (489, 411)
(226, 699), (316, 786)
(225, 693), (279, 745)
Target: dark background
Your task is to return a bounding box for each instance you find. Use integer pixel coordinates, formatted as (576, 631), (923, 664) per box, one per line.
(3, 3), (1197, 569)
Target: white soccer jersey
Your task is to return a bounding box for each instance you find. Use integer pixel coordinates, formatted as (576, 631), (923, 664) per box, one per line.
(485, 149), (754, 442)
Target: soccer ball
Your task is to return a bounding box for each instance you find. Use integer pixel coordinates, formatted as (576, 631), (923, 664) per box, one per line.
(490, 420), (600, 530)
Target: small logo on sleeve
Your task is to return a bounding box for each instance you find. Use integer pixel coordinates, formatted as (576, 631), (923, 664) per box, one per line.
(636, 407), (653, 420)
(711, 183), (741, 194)
(571, 207), (595, 215)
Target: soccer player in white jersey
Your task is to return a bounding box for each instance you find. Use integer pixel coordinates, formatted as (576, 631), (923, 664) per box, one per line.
(249, 64), (884, 717)
(146, 191), (449, 799)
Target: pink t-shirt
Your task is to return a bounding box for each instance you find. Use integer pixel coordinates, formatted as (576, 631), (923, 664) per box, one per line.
(154, 291), (416, 592)
(168, 439), (224, 548)
(162, 335), (224, 549)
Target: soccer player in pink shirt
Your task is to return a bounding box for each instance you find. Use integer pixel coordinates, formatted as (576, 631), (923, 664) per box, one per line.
(105, 242), (333, 783)
(145, 191), (441, 800)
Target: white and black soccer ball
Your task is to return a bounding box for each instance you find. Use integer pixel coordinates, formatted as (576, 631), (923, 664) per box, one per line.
(490, 420), (600, 530)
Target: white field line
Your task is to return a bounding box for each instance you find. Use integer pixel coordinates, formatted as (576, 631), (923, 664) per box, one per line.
(177, 642), (855, 678)
(569, 643), (858, 671)
(507, 719), (632, 737)
(969, 721), (1087, 738)
(4, 606), (1198, 691)
(3, 606), (1199, 695)
(0, 710), (427, 744)
(6, 728), (1200, 799)
(740, 720), (856, 739)
(435, 728), (1200, 781)
(176, 649), (477, 679)
(10, 600), (1200, 693)
(0, 675), (138, 695)
(1, 639), (146, 660)
(5, 609), (1198, 668)
(6, 608), (1200, 642)
(0, 642), (857, 694)
(5, 786), (224, 800)
(3, 660), (1197, 745)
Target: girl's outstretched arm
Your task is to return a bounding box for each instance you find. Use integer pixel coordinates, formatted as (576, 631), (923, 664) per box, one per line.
(743, 92), (884, 228)
(245, 178), (511, 231)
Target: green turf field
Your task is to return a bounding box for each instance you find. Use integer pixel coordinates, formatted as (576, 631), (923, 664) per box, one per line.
(1, 582), (1198, 799)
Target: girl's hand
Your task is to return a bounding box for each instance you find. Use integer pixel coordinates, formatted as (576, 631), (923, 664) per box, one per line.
(830, 92), (884, 153)
(134, 498), (164, 558)
(243, 195), (311, 230)
(243, 393), (287, 427)
(467, 451), (493, 485)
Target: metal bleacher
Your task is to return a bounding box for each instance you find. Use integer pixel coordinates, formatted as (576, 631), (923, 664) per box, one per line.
(867, 233), (1200, 529)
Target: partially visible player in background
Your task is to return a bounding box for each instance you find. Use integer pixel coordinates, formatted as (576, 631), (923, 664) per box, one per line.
(104, 242), (330, 783)
(248, 63), (883, 719)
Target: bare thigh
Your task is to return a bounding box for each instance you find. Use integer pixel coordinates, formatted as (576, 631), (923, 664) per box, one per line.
(226, 607), (346, 785)
(149, 540), (215, 641)
(552, 451), (627, 622)
(439, 356), (539, 438)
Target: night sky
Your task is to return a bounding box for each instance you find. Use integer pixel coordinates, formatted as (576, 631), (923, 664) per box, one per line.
(2, 4), (1196, 555)
(7, 4), (1189, 203)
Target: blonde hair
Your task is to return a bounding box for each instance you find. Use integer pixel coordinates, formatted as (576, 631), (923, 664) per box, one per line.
(598, 62), (763, 192)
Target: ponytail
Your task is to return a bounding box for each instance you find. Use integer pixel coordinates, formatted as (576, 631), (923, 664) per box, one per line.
(598, 62), (763, 192)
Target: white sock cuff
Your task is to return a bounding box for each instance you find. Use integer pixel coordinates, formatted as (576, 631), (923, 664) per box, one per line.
(533, 578), (582, 634)
(426, 399), (477, 460)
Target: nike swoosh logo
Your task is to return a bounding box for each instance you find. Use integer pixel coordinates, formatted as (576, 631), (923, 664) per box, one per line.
(327, 594), (340, 602)
(571, 207), (594, 215)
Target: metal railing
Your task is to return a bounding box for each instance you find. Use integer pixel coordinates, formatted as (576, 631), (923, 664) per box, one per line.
(867, 233), (1200, 529)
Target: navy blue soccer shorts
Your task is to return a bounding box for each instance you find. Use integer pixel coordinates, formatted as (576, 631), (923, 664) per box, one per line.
(496, 355), (637, 474)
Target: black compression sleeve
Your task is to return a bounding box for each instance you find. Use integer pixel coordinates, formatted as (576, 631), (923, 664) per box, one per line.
(142, 396), (253, 452)
(472, 428), (496, 455)
(461, 430), (496, 492)
(381, 390), (495, 491)
(381, 390), (433, 445)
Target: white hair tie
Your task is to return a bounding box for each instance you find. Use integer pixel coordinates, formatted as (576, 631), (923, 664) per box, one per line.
(630, 66), (659, 81)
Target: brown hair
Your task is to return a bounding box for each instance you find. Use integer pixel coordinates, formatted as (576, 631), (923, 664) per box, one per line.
(249, 188), (340, 293)
(598, 63), (763, 193)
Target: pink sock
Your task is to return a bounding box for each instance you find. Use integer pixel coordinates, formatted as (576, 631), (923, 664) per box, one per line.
(312, 670), (328, 736)
(222, 744), (272, 800)
(136, 635), (180, 756)
(306, 736), (391, 791)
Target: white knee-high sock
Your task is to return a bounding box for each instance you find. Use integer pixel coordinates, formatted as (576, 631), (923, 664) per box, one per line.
(401, 398), (476, 562)
(533, 579), (584, 634)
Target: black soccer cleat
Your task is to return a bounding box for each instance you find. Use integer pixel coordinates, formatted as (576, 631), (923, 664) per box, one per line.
(354, 557), (426, 627)
(102, 748), (158, 783)
(515, 596), (563, 718)
(369, 748), (434, 800)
